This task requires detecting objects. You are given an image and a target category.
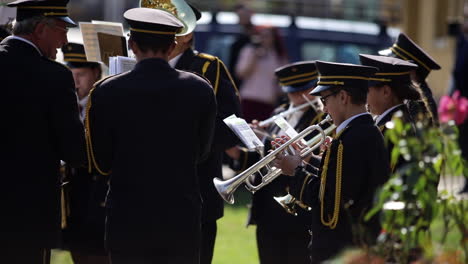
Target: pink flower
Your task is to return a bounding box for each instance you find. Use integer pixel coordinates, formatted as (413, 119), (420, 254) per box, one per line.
(438, 90), (468, 125)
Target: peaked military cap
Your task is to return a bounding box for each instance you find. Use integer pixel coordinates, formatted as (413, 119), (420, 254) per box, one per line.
(379, 33), (440, 79)
(7, 0), (76, 27)
(61, 42), (100, 68)
(124, 7), (183, 39)
(275, 61), (318, 93)
(310, 61), (378, 96)
(359, 54), (417, 86)
(138, 0), (196, 36)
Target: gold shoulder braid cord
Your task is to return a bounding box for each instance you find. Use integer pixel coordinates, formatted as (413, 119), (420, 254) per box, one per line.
(199, 54), (240, 97)
(84, 82), (112, 176)
(319, 131), (345, 230)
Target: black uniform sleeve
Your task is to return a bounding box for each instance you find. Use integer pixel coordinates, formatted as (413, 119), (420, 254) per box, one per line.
(205, 58), (242, 151)
(86, 85), (113, 175)
(197, 82), (218, 163)
(49, 68), (86, 167)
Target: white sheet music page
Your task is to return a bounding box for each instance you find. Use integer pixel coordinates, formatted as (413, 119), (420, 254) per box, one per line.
(80, 21), (124, 62)
(223, 115), (264, 151)
(274, 116), (307, 145)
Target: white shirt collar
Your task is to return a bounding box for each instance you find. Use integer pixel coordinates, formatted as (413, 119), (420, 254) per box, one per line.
(336, 112), (370, 134)
(375, 104), (403, 125)
(168, 53), (183, 68)
(4, 36), (42, 56)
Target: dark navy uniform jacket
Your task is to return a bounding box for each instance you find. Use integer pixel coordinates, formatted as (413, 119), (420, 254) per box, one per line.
(0, 38), (86, 248)
(87, 58), (216, 252)
(308, 114), (389, 262)
(175, 48), (241, 222)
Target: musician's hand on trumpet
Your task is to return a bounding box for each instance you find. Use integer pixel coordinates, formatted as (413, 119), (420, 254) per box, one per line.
(321, 136), (333, 152)
(270, 136), (306, 176)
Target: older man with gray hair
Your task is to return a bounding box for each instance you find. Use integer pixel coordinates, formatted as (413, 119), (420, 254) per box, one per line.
(0, 0), (86, 263)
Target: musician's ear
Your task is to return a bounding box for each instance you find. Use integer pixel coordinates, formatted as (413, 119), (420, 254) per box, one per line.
(382, 84), (392, 97)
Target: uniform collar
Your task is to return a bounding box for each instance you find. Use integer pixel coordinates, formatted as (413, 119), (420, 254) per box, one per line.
(375, 104), (404, 126)
(133, 57), (172, 72)
(336, 112), (371, 135)
(174, 48), (196, 70)
(169, 52), (183, 68)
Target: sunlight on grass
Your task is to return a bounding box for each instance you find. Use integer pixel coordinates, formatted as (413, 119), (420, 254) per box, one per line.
(212, 205), (258, 264)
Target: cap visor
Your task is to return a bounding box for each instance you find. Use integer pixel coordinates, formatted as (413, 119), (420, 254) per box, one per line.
(58, 16), (77, 27)
(310, 85), (332, 96)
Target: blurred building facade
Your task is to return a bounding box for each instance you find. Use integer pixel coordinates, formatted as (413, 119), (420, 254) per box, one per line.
(66, 0), (466, 99)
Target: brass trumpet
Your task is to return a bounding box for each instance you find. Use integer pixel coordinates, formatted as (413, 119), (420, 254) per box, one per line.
(258, 97), (322, 127)
(274, 123), (337, 215)
(213, 115), (332, 204)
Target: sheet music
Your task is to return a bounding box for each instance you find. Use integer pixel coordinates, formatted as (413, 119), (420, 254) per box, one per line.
(274, 116), (307, 145)
(109, 56), (136, 75)
(224, 115), (264, 151)
(80, 21), (124, 62)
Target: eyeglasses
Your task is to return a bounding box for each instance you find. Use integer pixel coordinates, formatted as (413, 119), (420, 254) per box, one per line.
(320, 90), (340, 105)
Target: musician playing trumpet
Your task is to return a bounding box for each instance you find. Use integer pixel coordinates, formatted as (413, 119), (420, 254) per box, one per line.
(226, 61), (328, 264)
(273, 61), (390, 263)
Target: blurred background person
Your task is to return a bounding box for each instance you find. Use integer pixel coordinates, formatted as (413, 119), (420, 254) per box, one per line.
(61, 42), (109, 264)
(236, 25), (288, 123)
(229, 3), (255, 88)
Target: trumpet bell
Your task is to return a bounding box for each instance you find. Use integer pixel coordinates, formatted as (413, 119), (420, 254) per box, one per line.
(273, 194), (298, 216)
(139, 0), (197, 36)
(213, 177), (235, 204)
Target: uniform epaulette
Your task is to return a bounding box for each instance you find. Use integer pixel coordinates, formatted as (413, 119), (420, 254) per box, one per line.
(196, 52), (217, 61)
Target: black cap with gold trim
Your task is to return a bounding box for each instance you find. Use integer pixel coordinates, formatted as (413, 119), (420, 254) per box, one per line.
(7, 0), (76, 27)
(61, 42), (100, 68)
(275, 61), (318, 93)
(379, 33), (440, 79)
(310, 61), (378, 96)
(124, 7), (183, 40)
(359, 54), (417, 86)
